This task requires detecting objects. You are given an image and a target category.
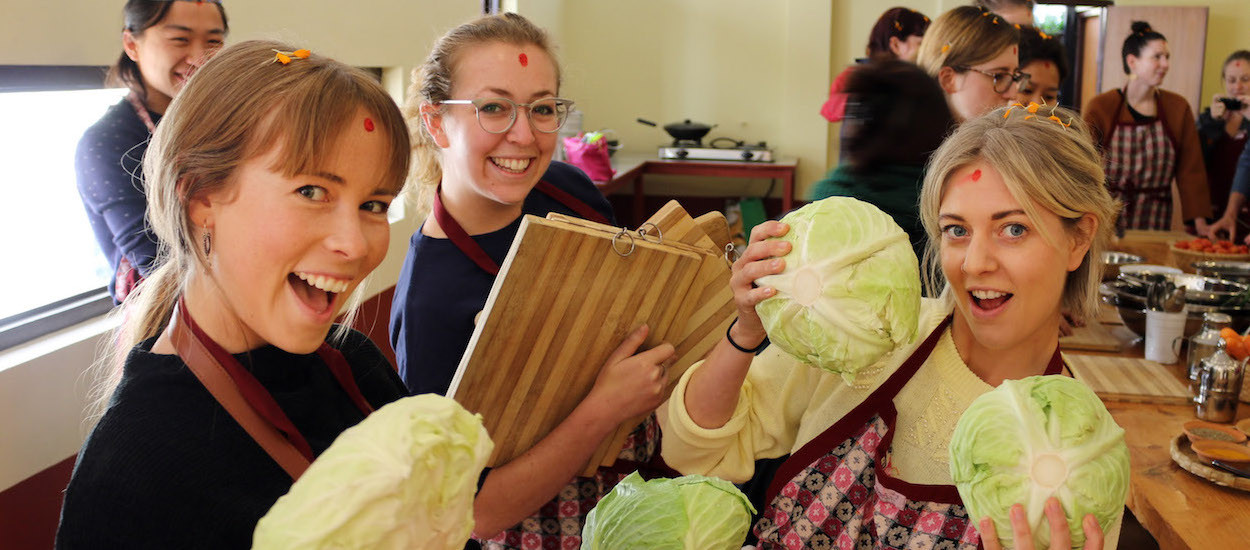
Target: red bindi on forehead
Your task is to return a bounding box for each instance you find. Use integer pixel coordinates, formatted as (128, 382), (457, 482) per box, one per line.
(970, 169), (982, 182)
(1043, 61), (1052, 69)
(1013, 46), (1017, 56)
(364, 118), (375, 132)
(519, 53), (528, 67)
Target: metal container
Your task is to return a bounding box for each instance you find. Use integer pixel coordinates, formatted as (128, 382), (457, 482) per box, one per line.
(1188, 312), (1232, 397)
(1193, 260), (1250, 284)
(1195, 341), (1245, 423)
(1102, 251), (1143, 281)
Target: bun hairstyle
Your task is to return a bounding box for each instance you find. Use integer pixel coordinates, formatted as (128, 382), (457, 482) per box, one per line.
(915, 5), (1021, 78)
(865, 7), (931, 60)
(1018, 25), (1068, 82)
(1121, 21), (1166, 74)
(107, 0), (230, 99)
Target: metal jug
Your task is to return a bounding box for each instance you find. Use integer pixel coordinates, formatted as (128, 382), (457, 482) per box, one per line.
(1195, 339), (1245, 423)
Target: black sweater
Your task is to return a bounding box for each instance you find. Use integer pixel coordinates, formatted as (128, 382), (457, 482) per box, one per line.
(55, 328), (409, 549)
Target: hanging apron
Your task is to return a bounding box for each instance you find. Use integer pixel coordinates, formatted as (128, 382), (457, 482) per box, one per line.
(1102, 89), (1179, 232)
(753, 317), (1064, 549)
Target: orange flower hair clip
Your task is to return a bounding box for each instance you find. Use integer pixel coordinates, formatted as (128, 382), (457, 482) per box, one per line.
(272, 48), (311, 65)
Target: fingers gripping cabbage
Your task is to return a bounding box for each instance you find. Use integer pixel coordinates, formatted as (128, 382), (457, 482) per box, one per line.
(755, 197), (921, 382)
(253, 394), (493, 550)
(949, 376), (1130, 549)
(582, 472), (756, 550)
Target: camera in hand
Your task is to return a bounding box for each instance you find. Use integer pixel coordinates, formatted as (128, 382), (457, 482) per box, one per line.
(1218, 96), (1245, 111)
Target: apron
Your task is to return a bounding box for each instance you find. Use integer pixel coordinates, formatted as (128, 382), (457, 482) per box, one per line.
(114, 92), (159, 302)
(753, 317), (1064, 550)
(1102, 89), (1179, 232)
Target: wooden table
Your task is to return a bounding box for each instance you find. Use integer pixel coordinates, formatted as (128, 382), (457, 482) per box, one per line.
(1064, 316), (1250, 549)
(596, 152), (798, 225)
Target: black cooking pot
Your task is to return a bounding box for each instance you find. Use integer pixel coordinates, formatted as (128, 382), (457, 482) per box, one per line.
(637, 118), (715, 142)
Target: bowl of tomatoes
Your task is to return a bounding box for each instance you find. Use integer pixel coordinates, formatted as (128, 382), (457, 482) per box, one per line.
(1171, 238), (1250, 273)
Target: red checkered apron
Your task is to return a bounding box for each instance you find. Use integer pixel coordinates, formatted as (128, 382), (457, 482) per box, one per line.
(1102, 89), (1178, 232)
(753, 317), (1064, 550)
(479, 414), (674, 550)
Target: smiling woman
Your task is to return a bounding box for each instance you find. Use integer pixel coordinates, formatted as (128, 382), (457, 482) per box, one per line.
(56, 40), (413, 548)
(659, 106), (1121, 549)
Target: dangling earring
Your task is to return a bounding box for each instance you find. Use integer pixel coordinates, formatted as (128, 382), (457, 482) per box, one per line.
(202, 224), (212, 256)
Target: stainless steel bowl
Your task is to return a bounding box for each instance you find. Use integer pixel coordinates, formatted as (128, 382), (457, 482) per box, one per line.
(1102, 251), (1144, 281)
(1102, 290), (1250, 338)
(1192, 260), (1250, 284)
(1117, 273), (1248, 306)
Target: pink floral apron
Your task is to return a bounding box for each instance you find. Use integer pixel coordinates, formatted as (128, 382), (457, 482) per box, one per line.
(754, 317), (1064, 549)
(1102, 89), (1179, 232)
(480, 415), (675, 550)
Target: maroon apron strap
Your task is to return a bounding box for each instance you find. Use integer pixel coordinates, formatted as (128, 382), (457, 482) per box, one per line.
(764, 316), (953, 504)
(535, 180), (611, 225)
(433, 180), (611, 276)
(125, 91), (157, 133)
(432, 188), (501, 276)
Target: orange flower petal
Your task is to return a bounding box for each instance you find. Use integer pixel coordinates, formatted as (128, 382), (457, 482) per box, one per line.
(1026, 102), (1040, 113)
(941, 44), (950, 54)
(276, 53), (292, 65)
(1025, 115), (1036, 120)
(293, 49), (311, 58)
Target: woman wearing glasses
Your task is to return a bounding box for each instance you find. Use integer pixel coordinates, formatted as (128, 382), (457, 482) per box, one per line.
(915, 5), (1022, 124)
(392, 13), (675, 548)
(1083, 22), (1210, 234)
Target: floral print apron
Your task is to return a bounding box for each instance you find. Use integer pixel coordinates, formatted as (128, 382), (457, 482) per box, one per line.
(754, 317), (1064, 549)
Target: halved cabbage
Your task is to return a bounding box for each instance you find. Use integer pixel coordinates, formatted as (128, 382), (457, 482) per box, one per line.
(253, 394), (492, 550)
(755, 197), (921, 382)
(949, 375), (1129, 549)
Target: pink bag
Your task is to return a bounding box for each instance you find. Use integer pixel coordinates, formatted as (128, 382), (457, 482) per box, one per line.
(563, 135), (616, 182)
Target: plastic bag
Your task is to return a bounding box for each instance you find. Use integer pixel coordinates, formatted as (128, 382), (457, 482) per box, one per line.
(562, 134), (616, 182)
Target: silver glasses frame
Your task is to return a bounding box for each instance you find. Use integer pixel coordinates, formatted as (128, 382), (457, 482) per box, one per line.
(953, 66), (1026, 94)
(438, 97), (575, 135)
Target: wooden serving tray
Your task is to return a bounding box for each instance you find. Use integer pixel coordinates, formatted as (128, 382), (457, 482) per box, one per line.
(1064, 353), (1191, 405)
(1169, 434), (1250, 492)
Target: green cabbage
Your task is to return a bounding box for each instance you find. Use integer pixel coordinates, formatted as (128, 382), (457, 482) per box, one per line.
(582, 472), (756, 550)
(755, 197), (921, 382)
(253, 394), (493, 550)
(949, 376), (1129, 549)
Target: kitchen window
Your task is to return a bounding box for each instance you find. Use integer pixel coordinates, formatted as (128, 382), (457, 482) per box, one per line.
(0, 67), (121, 352)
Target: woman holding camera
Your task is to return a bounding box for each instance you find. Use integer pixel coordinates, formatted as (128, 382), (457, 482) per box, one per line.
(1083, 21), (1210, 234)
(1199, 51), (1250, 240)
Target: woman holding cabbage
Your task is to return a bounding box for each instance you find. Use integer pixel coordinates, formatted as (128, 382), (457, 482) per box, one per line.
(659, 106), (1125, 549)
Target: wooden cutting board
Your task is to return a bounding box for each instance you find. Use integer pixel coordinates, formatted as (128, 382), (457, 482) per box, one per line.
(1063, 352), (1191, 405)
(585, 202), (736, 471)
(1059, 322), (1127, 352)
(449, 214), (705, 472)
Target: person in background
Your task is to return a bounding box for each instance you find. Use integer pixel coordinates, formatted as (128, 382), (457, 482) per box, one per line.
(974, 0), (1035, 27)
(810, 60), (954, 263)
(1083, 21), (1210, 234)
(1015, 25), (1068, 106)
(58, 40), (416, 549)
(660, 106), (1121, 549)
(915, 5), (1023, 124)
(77, 0), (227, 302)
(820, 7), (930, 123)
(1198, 51), (1250, 240)
(391, 13), (675, 548)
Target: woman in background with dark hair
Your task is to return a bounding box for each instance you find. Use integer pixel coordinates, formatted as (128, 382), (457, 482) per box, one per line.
(76, 0), (228, 302)
(1083, 21), (1209, 234)
(811, 60), (954, 263)
(820, 7), (929, 123)
(974, 0), (1035, 27)
(1015, 25), (1068, 106)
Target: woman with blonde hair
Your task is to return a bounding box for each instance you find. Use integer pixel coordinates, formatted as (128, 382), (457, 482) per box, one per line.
(58, 40), (413, 548)
(1083, 21), (1210, 234)
(390, 12), (675, 548)
(659, 106), (1123, 549)
(916, 5), (1023, 123)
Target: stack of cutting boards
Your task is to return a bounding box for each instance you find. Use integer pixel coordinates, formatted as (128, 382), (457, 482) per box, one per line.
(448, 201), (736, 476)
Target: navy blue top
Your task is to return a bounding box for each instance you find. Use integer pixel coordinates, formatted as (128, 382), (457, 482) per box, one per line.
(390, 162), (616, 395)
(76, 98), (161, 301)
(1232, 139), (1250, 197)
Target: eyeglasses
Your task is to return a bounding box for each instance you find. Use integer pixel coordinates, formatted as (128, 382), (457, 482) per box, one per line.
(438, 97), (575, 134)
(952, 66), (1026, 94)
